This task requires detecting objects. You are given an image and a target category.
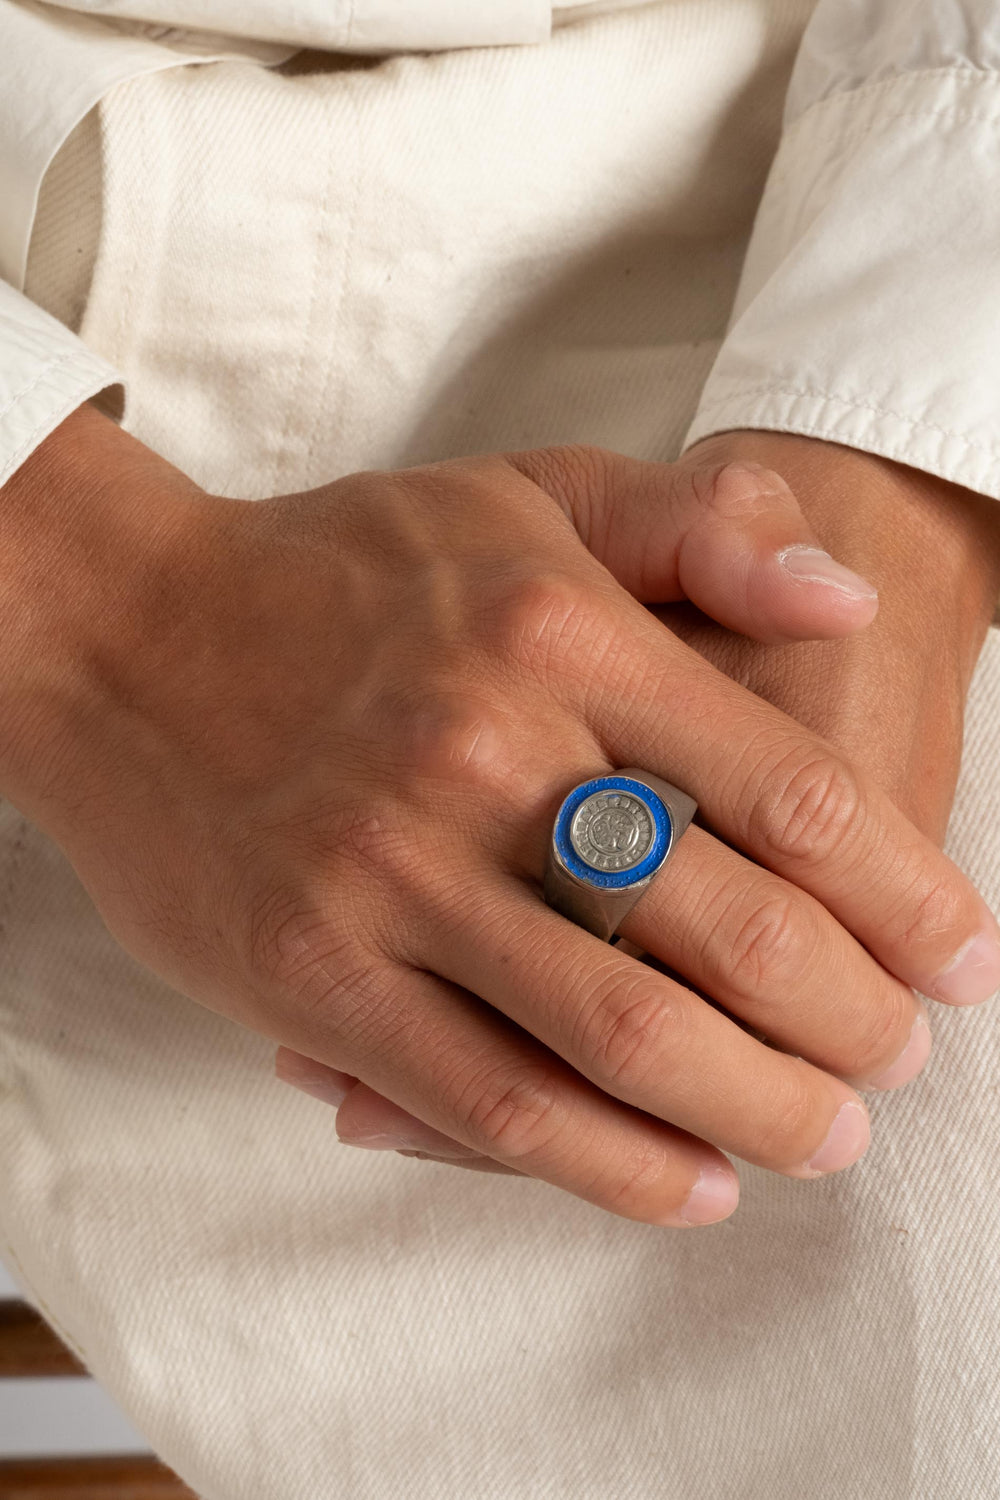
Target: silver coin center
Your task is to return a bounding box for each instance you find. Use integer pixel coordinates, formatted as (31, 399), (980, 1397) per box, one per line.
(570, 790), (655, 873)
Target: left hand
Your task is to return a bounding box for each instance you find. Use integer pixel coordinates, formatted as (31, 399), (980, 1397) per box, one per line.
(277, 430), (1000, 1171)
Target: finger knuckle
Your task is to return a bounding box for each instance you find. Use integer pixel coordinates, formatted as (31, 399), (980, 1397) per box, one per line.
(394, 689), (506, 794)
(581, 978), (680, 1093)
(489, 570), (595, 677)
(455, 1064), (562, 1161)
(247, 883), (321, 986)
(669, 459), (722, 515)
(725, 890), (809, 997)
(328, 804), (425, 897)
(752, 748), (864, 867)
(698, 460), (789, 520)
(243, 796), (449, 973)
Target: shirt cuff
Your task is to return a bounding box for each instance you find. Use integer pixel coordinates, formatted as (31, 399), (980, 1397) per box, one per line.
(0, 280), (124, 490)
(681, 67), (1000, 496)
(680, 67), (1000, 626)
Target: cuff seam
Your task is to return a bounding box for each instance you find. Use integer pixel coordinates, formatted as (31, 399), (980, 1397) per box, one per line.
(0, 355), (124, 489)
(684, 385), (1000, 519)
(691, 381), (1000, 468)
(0, 348), (88, 428)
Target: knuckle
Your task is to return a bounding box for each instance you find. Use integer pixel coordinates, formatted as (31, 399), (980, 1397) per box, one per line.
(725, 890), (809, 998)
(581, 978), (680, 1093)
(697, 460), (789, 520)
(395, 689), (506, 793)
(751, 748), (864, 867)
(668, 459), (721, 515)
(455, 1064), (562, 1161)
(246, 883), (323, 986)
(324, 809), (448, 960)
(328, 805), (423, 896)
(489, 570), (595, 676)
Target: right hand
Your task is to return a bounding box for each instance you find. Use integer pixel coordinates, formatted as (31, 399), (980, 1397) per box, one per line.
(2, 405), (997, 1227)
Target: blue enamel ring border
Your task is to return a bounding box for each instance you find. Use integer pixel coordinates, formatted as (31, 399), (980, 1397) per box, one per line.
(553, 775), (672, 890)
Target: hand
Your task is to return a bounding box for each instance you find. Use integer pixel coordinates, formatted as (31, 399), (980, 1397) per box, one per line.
(339, 430), (1000, 1178)
(2, 405), (996, 1229)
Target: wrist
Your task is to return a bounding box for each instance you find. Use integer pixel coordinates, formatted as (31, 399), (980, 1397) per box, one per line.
(0, 402), (210, 826)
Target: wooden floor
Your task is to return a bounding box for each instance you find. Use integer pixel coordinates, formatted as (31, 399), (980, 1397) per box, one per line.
(0, 1455), (198, 1497)
(0, 1300), (197, 1497)
(0, 1300), (86, 1377)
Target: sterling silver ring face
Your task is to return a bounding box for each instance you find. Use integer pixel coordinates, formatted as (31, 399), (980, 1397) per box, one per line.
(568, 789), (656, 874)
(543, 767), (698, 942)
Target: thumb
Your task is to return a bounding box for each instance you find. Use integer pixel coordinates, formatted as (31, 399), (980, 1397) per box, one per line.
(505, 445), (879, 644)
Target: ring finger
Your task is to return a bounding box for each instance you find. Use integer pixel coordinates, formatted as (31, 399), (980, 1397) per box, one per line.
(415, 867), (872, 1180)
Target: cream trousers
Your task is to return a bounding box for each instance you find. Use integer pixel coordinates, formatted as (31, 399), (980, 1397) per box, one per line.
(4, 3), (1000, 1495)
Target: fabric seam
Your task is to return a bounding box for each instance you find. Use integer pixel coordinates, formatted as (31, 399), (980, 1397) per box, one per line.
(305, 85), (366, 465)
(691, 381), (1000, 464)
(271, 86), (342, 489)
(0, 367), (120, 488)
(0, 348), (87, 428)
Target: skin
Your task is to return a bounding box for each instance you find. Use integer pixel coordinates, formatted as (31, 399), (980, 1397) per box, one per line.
(278, 433), (1000, 1180)
(1, 405), (998, 1225)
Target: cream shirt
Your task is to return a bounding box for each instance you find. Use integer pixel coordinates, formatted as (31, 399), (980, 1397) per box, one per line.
(2, 0), (1000, 510)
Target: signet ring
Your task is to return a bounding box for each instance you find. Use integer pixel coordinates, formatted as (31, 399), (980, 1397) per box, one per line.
(542, 768), (697, 943)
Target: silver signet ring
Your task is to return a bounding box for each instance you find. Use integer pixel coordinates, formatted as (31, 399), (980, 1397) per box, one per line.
(542, 768), (697, 942)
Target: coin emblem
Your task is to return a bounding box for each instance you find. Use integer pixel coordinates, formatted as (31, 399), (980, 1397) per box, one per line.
(569, 790), (655, 873)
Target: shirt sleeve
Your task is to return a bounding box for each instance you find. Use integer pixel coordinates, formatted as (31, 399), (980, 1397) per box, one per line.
(0, 279), (124, 490)
(681, 0), (1000, 508)
(34, 0), (552, 51)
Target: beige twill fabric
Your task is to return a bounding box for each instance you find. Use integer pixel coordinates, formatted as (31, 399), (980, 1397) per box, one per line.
(5, 3), (1000, 1494)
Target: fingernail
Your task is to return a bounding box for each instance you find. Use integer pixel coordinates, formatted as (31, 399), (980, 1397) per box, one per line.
(673, 1161), (739, 1226)
(929, 930), (1000, 1006)
(339, 1129), (480, 1158)
(278, 1065), (352, 1108)
(777, 544), (878, 600)
(867, 1010), (932, 1091)
(804, 1100), (870, 1175)
(339, 1132), (425, 1151)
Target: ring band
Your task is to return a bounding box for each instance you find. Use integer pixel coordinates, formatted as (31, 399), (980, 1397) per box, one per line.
(542, 768), (697, 942)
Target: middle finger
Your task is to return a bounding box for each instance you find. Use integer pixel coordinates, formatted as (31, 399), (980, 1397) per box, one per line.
(613, 822), (929, 1092)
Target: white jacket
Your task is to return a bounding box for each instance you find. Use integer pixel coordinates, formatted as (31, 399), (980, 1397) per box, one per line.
(2, 0), (1000, 504)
